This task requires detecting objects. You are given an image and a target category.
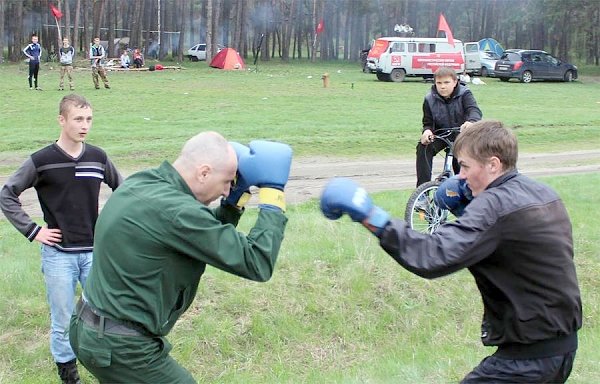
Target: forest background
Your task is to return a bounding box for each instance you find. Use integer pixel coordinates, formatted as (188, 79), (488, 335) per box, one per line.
(0, 0), (599, 66)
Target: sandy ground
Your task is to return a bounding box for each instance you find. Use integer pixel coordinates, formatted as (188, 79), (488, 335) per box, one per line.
(2, 149), (600, 219)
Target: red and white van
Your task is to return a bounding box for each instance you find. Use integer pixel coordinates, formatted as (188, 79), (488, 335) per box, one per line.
(366, 37), (480, 82)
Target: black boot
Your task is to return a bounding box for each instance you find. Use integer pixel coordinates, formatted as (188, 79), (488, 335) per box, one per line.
(56, 359), (82, 384)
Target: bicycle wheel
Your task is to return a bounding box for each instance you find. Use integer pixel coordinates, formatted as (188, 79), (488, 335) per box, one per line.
(404, 180), (453, 234)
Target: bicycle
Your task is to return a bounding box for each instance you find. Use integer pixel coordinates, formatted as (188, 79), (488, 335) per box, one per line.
(404, 127), (461, 234)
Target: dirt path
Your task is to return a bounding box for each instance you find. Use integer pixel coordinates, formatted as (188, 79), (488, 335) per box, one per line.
(2, 149), (600, 219)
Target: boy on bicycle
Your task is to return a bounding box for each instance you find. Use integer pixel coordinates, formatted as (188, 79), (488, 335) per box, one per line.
(416, 67), (482, 188)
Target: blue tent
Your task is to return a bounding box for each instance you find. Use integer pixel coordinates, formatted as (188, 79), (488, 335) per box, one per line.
(478, 38), (504, 56)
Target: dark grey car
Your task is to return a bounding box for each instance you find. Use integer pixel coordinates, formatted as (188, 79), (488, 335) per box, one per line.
(494, 49), (578, 83)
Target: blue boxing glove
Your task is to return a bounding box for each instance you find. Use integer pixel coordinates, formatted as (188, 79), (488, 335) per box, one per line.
(434, 175), (473, 217)
(320, 178), (390, 236)
(238, 140), (293, 212)
(223, 142), (252, 209)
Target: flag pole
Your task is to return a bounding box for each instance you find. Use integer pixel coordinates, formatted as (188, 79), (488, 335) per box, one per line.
(54, 16), (62, 41)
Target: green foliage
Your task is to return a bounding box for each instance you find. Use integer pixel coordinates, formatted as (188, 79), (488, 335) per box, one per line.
(0, 61), (599, 382)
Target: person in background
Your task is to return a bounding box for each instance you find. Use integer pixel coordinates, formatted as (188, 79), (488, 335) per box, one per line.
(23, 33), (42, 90)
(416, 67), (482, 189)
(89, 37), (110, 89)
(320, 120), (581, 384)
(132, 48), (144, 68)
(0, 94), (123, 384)
(58, 37), (75, 91)
(69, 132), (292, 383)
(120, 49), (130, 69)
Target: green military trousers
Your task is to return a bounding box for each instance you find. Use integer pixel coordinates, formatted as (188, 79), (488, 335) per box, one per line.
(69, 313), (196, 383)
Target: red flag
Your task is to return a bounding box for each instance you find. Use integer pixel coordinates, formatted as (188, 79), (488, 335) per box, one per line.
(50, 4), (63, 19)
(437, 14), (454, 47)
(316, 19), (324, 35)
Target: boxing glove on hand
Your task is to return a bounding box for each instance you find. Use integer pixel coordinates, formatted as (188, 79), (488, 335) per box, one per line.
(434, 175), (473, 217)
(320, 178), (390, 235)
(223, 142), (252, 209)
(237, 140), (293, 212)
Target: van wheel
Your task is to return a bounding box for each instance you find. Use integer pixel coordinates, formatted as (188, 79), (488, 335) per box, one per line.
(480, 67), (488, 77)
(376, 73), (391, 82)
(390, 68), (406, 82)
(499, 77), (509, 82)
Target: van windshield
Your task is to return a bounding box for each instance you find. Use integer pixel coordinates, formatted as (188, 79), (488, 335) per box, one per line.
(368, 40), (390, 58)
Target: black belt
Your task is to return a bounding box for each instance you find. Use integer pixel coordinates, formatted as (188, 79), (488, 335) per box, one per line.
(76, 298), (149, 337)
(495, 332), (578, 359)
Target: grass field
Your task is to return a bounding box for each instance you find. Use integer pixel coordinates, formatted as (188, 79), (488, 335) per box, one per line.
(1, 60), (599, 383)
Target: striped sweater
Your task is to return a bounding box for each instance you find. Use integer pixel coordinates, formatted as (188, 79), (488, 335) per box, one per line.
(0, 142), (122, 252)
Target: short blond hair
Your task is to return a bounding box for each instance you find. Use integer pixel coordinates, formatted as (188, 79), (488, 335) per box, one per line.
(454, 120), (518, 171)
(59, 94), (91, 118)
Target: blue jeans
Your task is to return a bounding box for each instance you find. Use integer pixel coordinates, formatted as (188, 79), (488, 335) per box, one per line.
(41, 245), (93, 363)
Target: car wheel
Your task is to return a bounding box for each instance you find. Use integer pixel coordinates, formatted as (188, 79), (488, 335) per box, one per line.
(499, 77), (509, 82)
(390, 68), (406, 82)
(190, 56), (199, 62)
(481, 67), (488, 77)
(564, 70), (574, 82)
(520, 70), (533, 83)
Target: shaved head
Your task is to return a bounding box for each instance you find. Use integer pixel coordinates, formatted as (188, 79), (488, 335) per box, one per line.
(173, 131), (237, 204)
(175, 131), (232, 171)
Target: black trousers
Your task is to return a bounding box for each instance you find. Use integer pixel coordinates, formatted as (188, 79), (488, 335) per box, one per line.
(28, 61), (40, 87)
(461, 351), (576, 383)
(415, 139), (459, 187)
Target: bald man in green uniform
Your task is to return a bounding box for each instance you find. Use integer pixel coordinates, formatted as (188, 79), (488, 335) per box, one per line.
(69, 132), (292, 383)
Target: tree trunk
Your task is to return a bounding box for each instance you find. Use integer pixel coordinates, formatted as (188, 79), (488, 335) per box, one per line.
(73, 0), (80, 53)
(10, 1), (24, 62)
(107, 0), (115, 57)
(0, 0), (4, 63)
(177, 0), (187, 62)
(206, 0), (213, 61)
(92, 0), (106, 39)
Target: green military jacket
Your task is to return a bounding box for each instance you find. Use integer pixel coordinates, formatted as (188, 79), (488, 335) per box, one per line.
(84, 161), (287, 336)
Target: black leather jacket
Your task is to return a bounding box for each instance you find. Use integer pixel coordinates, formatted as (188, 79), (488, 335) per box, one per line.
(380, 171), (581, 358)
(422, 83), (482, 133)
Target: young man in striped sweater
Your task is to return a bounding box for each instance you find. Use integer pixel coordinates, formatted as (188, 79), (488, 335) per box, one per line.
(0, 94), (122, 383)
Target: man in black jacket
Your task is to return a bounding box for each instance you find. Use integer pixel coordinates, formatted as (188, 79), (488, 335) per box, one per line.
(417, 67), (482, 187)
(321, 120), (581, 383)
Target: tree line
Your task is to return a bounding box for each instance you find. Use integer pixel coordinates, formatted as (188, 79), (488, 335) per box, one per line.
(1, 0), (598, 66)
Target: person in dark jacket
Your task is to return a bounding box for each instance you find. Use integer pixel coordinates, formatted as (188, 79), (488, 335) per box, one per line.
(0, 94), (123, 383)
(23, 33), (42, 90)
(320, 120), (581, 383)
(417, 66), (482, 187)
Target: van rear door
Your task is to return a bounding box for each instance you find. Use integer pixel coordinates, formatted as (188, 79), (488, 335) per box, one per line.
(464, 42), (480, 73)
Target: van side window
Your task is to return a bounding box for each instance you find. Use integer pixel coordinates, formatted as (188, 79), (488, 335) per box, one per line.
(418, 43), (435, 53)
(391, 42), (405, 53)
(408, 43), (416, 53)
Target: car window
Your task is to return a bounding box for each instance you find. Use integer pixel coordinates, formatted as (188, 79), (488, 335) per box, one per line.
(408, 43), (416, 53)
(391, 42), (405, 53)
(546, 54), (559, 65)
(501, 52), (522, 62)
(465, 44), (478, 53)
(418, 43), (435, 53)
